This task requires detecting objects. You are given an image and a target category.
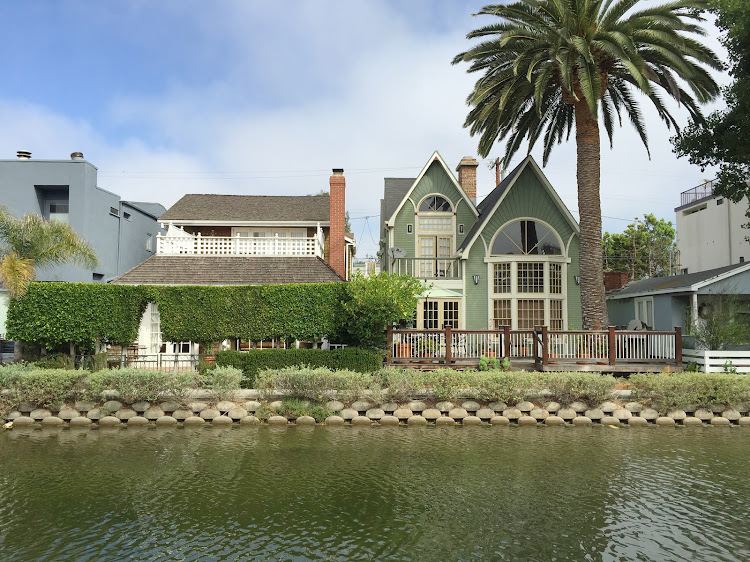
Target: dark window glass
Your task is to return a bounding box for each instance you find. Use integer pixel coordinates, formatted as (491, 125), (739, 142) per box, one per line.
(419, 196), (451, 212)
(492, 220), (562, 255)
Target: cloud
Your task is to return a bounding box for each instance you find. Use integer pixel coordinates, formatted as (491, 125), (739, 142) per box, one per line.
(0, 1), (730, 259)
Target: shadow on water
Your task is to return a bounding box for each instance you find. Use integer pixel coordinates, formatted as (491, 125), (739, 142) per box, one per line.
(1, 426), (750, 561)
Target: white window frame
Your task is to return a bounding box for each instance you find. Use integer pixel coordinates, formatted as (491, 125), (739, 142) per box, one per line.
(416, 298), (462, 329)
(486, 218), (568, 330)
(415, 194), (455, 277)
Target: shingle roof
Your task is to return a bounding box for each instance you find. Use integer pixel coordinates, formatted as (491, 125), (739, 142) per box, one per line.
(158, 194), (331, 222)
(110, 255), (344, 285)
(607, 262), (750, 297)
(382, 178), (415, 223)
(456, 158), (526, 252)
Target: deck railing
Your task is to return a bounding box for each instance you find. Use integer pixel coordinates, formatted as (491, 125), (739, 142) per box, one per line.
(391, 257), (462, 279)
(157, 232), (325, 258)
(387, 326), (682, 367)
(680, 179), (715, 207)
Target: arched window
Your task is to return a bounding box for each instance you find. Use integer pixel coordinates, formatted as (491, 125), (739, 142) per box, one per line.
(488, 219), (566, 331)
(491, 219), (562, 256)
(419, 195), (452, 212)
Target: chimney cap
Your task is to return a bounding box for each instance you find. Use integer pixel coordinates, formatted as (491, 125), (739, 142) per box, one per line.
(332, 168), (344, 174)
(16, 150), (31, 160)
(456, 156), (479, 171)
(70, 151), (84, 160)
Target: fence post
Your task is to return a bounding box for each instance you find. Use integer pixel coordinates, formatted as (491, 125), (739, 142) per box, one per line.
(675, 326), (682, 368)
(541, 326), (549, 365)
(445, 325), (452, 366)
(503, 325), (511, 358)
(608, 326), (616, 366)
(386, 325), (393, 365)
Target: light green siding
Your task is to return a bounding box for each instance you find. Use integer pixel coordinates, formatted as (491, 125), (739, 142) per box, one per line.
(455, 199), (475, 249)
(393, 199), (415, 256)
(464, 239), (489, 329)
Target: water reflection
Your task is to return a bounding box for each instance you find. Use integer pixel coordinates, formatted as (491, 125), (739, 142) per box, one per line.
(1, 426), (749, 561)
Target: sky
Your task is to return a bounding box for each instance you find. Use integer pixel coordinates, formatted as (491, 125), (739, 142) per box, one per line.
(0, 0), (730, 260)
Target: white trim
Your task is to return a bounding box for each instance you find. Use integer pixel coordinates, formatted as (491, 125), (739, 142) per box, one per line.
(385, 151), (478, 227)
(160, 220), (328, 228)
(691, 262), (750, 290)
(634, 296), (655, 327)
(486, 216), (566, 259)
(457, 155), (579, 258)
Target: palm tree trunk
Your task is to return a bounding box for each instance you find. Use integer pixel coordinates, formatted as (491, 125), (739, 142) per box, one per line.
(574, 101), (609, 330)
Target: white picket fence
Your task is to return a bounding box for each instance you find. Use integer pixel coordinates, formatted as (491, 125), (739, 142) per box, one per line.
(682, 348), (750, 373)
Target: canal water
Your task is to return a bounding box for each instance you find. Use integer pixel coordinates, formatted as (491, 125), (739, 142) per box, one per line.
(1, 426), (749, 561)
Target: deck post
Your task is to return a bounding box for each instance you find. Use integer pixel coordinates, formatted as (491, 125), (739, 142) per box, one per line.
(503, 325), (511, 358)
(608, 326), (616, 365)
(445, 325), (452, 366)
(675, 326), (683, 368)
(541, 326), (549, 365)
(386, 326), (393, 365)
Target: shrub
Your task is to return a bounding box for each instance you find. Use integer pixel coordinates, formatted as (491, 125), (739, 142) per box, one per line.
(33, 354), (75, 370)
(201, 366), (243, 401)
(537, 372), (618, 405)
(254, 366), (373, 402)
(262, 398), (329, 422)
(629, 372), (750, 412)
(215, 348), (384, 387)
(82, 368), (196, 403)
(2, 368), (86, 409)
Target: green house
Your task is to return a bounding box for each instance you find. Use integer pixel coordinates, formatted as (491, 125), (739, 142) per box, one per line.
(380, 151), (582, 330)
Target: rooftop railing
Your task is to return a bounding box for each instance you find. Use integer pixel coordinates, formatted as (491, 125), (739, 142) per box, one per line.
(157, 232), (325, 258)
(391, 257), (462, 279)
(680, 179), (716, 207)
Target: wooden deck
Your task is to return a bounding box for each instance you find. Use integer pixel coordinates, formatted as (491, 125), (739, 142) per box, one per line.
(387, 326), (682, 373)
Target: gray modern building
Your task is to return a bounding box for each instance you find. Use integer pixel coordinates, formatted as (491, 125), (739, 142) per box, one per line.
(0, 150), (165, 338)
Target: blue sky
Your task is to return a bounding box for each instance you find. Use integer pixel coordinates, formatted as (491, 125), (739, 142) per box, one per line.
(0, 1), (728, 259)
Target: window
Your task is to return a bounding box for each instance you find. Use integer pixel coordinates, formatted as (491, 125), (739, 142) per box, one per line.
(123, 212), (131, 220)
(109, 206), (119, 217)
(493, 299), (511, 329)
(634, 297), (654, 328)
(419, 195), (451, 212)
(418, 299), (461, 329)
(458, 224), (464, 234)
(407, 224), (413, 234)
(717, 198), (724, 205)
(491, 219), (562, 255)
(47, 201), (69, 223)
(92, 273), (104, 282)
(517, 299), (545, 330)
(550, 300), (564, 330)
(146, 233), (153, 252)
(550, 263), (562, 294)
(493, 263), (511, 293)
(517, 262), (544, 293)
(418, 216), (452, 230)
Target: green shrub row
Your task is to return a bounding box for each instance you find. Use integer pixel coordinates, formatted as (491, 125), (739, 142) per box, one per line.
(254, 366), (373, 402)
(629, 372), (750, 411)
(214, 348), (384, 387)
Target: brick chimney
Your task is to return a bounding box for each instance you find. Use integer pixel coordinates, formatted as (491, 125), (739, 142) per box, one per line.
(329, 168), (346, 279)
(604, 271), (630, 292)
(456, 156), (478, 203)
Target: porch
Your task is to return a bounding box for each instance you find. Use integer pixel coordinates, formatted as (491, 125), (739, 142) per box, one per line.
(387, 326), (683, 372)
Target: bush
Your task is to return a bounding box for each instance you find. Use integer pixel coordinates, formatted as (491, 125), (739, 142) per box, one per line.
(537, 372), (618, 405)
(33, 354), (75, 370)
(1, 368), (86, 409)
(215, 348), (384, 387)
(201, 366), (243, 401)
(82, 368), (196, 403)
(629, 372), (750, 411)
(254, 366), (373, 402)
(259, 398), (329, 422)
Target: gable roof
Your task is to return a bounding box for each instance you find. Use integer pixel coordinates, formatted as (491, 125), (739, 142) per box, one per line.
(384, 151), (478, 226)
(110, 255), (344, 285)
(382, 178), (415, 225)
(456, 155), (579, 256)
(607, 262), (750, 299)
(123, 201), (167, 220)
(159, 194), (331, 223)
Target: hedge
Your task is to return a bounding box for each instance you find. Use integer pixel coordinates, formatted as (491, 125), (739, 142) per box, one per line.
(214, 348), (385, 386)
(7, 282), (347, 349)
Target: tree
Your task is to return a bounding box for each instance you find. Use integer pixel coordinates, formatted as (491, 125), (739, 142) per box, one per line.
(672, 0), (750, 202)
(687, 291), (750, 350)
(340, 272), (423, 349)
(452, 1), (720, 329)
(0, 207), (98, 298)
(603, 214), (676, 279)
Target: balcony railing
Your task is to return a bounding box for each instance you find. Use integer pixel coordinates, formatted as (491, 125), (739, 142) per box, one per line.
(157, 232), (325, 258)
(680, 179), (716, 207)
(391, 257), (462, 279)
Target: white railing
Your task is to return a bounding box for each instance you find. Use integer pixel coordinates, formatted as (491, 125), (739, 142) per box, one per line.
(614, 332), (676, 362)
(548, 331), (609, 360)
(391, 331), (446, 360)
(157, 231), (325, 258)
(509, 331), (536, 358)
(449, 332), (504, 360)
(683, 349), (750, 373)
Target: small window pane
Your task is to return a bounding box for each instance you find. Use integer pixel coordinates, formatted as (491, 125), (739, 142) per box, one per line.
(493, 299), (511, 329)
(550, 263), (562, 294)
(418, 217), (452, 230)
(492, 220), (562, 255)
(423, 301), (439, 329)
(517, 299), (545, 330)
(550, 300), (563, 331)
(493, 263), (511, 293)
(419, 196), (451, 212)
(518, 262), (544, 293)
(443, 301), (459, 329)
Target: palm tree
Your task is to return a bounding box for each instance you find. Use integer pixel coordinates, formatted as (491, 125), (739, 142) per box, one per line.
(452, 0), (720, 329)
(0, 207), (98, 297)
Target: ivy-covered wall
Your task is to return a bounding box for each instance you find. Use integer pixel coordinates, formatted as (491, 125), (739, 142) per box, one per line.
(6, 282), (347, 350)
